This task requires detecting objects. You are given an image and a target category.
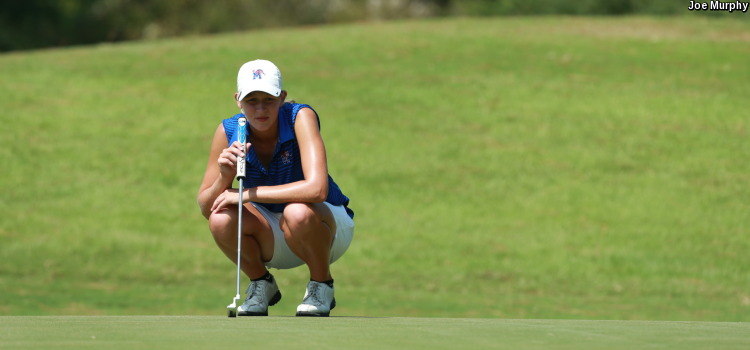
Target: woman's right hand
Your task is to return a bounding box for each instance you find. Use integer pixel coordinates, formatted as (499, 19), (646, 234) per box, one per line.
(217, 141), (251, 181)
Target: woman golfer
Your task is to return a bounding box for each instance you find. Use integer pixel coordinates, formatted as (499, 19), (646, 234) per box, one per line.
(197, 59), (354, 316)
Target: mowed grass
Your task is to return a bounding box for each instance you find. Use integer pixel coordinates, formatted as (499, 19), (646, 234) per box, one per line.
(1, 317), (749, 350)
(0, 17), (749, 320)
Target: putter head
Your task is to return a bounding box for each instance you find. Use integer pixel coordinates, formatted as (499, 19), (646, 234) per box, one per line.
(227, 294), (241, 310)
(227, 295), (240, 317)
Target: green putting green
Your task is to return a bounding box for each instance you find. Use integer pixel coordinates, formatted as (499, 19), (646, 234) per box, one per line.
(2, 317), (749, 349)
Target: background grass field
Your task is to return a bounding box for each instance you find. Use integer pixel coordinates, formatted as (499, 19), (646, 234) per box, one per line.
(0, 16), (748, 322)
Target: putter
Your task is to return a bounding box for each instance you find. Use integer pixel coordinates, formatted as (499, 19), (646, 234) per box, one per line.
(227, 117), (248, 318)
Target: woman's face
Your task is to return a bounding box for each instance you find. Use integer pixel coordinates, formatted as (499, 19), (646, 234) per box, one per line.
(237, 90), (286, 133)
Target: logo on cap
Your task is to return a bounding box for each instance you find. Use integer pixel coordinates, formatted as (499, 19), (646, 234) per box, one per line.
(252, 69), (264, 80)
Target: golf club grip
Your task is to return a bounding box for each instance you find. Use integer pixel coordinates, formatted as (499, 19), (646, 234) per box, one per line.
(236, 117), (247, 179)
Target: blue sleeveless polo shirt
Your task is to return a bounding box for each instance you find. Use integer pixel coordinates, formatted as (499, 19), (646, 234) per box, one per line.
(222, 102), (354, 219)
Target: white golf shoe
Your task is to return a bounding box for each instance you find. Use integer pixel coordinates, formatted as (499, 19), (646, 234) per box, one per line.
(296, 281), (336, 317)
(237, 277), (281, 316)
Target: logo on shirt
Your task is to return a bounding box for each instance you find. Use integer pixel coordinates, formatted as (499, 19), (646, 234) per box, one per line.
(252, 69), (264, 80)
(280, 150), (292, 165)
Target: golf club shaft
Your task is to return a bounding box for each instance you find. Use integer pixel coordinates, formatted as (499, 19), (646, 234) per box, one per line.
(235, 180), (243, 297)
(233, 117), (248, 304)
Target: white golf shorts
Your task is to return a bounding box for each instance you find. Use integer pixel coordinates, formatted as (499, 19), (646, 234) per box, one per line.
(251, 202), (355, 270)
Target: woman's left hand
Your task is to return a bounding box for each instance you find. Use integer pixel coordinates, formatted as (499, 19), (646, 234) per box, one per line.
(211, 189), (242, 212)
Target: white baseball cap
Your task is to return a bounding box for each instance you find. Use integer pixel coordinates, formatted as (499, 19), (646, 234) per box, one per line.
(236, 59), (283, 100)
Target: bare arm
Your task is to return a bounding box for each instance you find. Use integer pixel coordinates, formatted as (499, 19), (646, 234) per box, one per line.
(248, 107), (329, 203)
(197, 124), (244, 219)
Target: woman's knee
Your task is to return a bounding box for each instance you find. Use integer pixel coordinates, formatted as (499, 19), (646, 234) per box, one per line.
(208, 211), (234, 239)
(282, 203), (317, 230)
(210, 205), (267, 240)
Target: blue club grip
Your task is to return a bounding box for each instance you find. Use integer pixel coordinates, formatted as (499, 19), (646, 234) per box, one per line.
(236, 117), (247, 179)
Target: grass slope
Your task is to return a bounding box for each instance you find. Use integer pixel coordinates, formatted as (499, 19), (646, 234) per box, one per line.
(2, 317), (750, 350)
(0, 16), (748, 320)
